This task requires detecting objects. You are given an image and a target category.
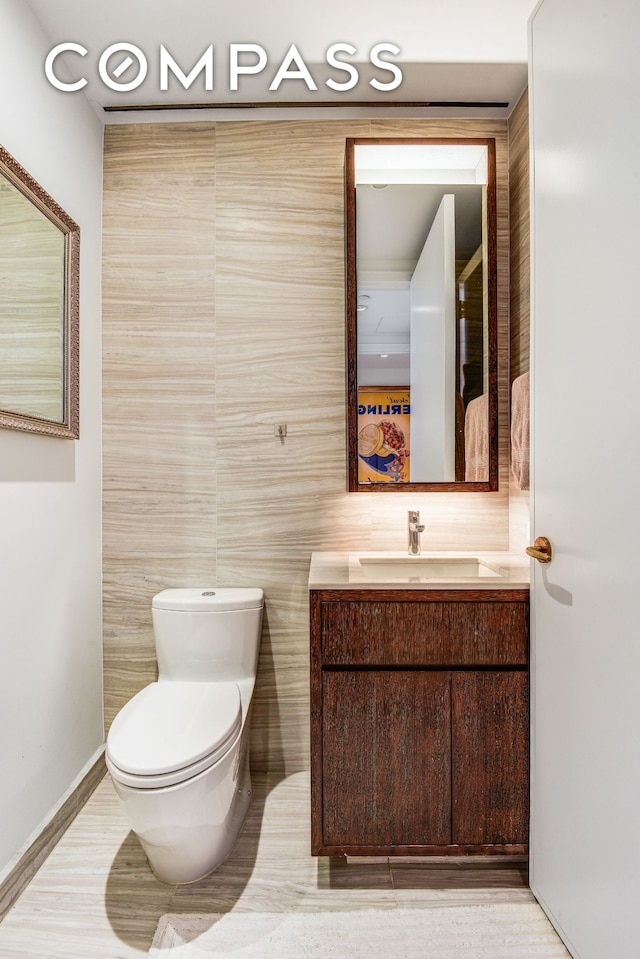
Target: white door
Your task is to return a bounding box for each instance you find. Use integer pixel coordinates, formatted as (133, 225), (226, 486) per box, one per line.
(529, 1), (640, 957)
(410, 194), (456, 481)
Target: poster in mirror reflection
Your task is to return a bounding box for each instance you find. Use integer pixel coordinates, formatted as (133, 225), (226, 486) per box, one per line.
(357, 387), (411, 484)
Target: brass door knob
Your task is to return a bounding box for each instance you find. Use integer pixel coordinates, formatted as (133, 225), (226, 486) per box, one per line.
(526, 536), (552, 564)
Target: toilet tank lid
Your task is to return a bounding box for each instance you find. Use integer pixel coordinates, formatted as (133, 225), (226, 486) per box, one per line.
(152, 587), (264, 612)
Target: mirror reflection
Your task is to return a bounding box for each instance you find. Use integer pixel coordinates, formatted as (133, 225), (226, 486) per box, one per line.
(346, 139), (497, 491)
(0, 146), (79, 439)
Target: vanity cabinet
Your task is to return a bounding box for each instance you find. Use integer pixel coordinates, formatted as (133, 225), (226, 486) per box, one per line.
(310, 588), (529, 857)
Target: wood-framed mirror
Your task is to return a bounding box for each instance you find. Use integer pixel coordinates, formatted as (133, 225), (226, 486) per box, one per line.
(346, 137), (498, 491)
(0, 146), (79, 439)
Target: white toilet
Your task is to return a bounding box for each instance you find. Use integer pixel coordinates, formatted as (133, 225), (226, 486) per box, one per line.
(105, 587), (264, 884)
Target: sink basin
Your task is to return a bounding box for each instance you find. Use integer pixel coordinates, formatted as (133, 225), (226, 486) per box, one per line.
(350, 554), (504, 582)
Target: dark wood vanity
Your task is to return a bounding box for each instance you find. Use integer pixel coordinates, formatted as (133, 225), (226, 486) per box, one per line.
(310, 587), (530, 857)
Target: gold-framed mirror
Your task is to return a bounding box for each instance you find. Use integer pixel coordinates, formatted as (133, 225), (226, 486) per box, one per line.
(0, 146), (79, 439)
(346, 137), (498, 491)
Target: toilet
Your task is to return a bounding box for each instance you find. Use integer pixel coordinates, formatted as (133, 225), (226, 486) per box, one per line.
(105, 587), (264, 884)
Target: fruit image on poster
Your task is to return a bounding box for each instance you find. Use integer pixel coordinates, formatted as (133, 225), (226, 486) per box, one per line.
(357, 388), (410, 483)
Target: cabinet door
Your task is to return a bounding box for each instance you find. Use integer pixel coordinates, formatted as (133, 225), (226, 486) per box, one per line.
(322, 670), (451, 847)
(451, 670), (529, 845)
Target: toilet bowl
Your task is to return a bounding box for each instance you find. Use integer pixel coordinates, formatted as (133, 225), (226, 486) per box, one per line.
(105, 587), (264, 884)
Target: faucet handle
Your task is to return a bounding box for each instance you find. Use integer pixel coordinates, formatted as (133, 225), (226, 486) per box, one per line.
(408, 510), (424, 531)
(407, 509), (425, 555)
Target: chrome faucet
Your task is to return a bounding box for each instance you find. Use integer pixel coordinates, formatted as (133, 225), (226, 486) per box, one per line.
(408, 510), (426, 555)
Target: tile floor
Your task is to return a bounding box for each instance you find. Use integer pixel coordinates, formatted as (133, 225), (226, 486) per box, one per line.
(0, 771), (552, 958)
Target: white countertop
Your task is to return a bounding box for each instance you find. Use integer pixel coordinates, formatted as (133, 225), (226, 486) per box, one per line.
(309, 550), (530, 591)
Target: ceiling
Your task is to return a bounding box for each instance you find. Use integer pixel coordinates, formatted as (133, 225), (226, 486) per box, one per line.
(26, 0), (537, 118)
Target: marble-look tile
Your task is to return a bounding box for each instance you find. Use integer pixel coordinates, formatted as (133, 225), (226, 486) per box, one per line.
(0, 772), (542, 958)
(508, 90), (531, 382)
(368, 118), (508, 140)
(215, 120), (371, 174)
(215, 332), (344, 409)
(215, 176), (344, 310)
(0, 756), (106, 923)
(104, 123), (216, 175)
(104, 496), (216, 559)
(509, 484), (531, 556)
(366, 491), (511, 553)
(103, 122), (217, 737)
(103, 183), (215, 258)
(170, 772), (396, 914)
(102, 117), (516, 770)
(0, 777), (176, 958)
(102, 265), (215, 316)
(389, 859), (534, 908)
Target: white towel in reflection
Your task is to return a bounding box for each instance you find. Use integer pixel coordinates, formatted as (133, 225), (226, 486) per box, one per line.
(511, 371), (530, 490)
(465, 393), (488, 481)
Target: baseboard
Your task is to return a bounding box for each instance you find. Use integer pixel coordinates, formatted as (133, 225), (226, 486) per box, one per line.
(0, 748), (106, 922)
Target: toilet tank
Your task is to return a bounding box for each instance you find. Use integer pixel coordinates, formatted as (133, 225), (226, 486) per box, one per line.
(151, 588), (264, 682)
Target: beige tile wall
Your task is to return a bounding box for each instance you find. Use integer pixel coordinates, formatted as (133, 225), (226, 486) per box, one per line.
(507, 92), (531, 553)
(103, 117), (511, 774)
(508, 90), (530, 383)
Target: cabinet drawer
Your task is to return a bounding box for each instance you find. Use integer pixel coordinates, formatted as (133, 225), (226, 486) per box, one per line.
(319, 598), (529, 666)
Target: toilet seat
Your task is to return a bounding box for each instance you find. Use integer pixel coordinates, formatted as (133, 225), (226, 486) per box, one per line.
(106, 681), (242, 789)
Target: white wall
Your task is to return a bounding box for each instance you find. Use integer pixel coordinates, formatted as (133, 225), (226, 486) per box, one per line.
(0, 0), (103, 877)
